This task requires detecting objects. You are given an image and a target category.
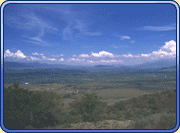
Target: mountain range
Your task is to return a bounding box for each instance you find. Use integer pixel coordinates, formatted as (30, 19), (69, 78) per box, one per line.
(3, 60), (177, 72)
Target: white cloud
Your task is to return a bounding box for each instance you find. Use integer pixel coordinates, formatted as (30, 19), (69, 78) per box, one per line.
(141, 25), (176, 31)
(135, 55), (140, 58)
(32, 52), (44, 56)
(120, 36), (130, 40)
(7, 13), (58, 32)
(88, 60), (95, 63)
(47, 58), (57, 61)
(27, 28), (50, 46)
(138, 40), (176, 59)
(41, 55), (57, 61)
(52, 54), (64, 57)
(4, 49), (14, 57)
(63, 20), (102, 40)
(42, 55), (46, 60)
(59, 58), (64, 61)
(4, 49), (26, 59)
(122, 54), (134, 58)
(8, 14), (58, 46)
(91, 51), (114, 58)
(141, 54), (150, 57)
(32, 52), (39, 55)
(100, 60), (123, 63)
(79, 54), (89, 58)
(30, 56), (40, 61)
(161, 40), (176, 53)
(14, 50), (26, 59)
(68, 58), (85, 62)
(73, 55), (76, 57)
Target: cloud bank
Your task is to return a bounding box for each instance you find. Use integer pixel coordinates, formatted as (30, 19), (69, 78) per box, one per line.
(4, 40), (177, 66)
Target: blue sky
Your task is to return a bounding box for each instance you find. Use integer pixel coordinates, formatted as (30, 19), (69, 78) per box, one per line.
(2, 3), (178, 66)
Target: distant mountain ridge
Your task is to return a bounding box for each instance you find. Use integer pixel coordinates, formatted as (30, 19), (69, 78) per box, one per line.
(4, 60), (177, 72)
(4, 61), (68, 69)
(160, 66), (176, 71)
(94, 65), (114, 68)
(4, 62), (33, 68)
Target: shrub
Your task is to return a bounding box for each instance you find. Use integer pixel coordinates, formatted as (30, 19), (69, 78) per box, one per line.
(154, 113), (176, 129)
(71, 93), (107, 125)
(124, 111), (134, 120)
(114, 101), (126, 111)
(127, 112), (176, 129)
(4, 83), (61, 129)
(148, 97), (156, 104)
(4, 84), (41, 129)
(142, 94), (148, 99)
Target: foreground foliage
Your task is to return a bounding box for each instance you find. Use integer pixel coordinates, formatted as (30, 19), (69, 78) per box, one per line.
(4, 83), (61, 129)
(4, 83), (177, 129)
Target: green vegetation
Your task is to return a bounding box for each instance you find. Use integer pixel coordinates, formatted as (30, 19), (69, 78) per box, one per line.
(4, 82), (176, 129)
(4, 83), (62, 129)
(70, 93), (107, 125)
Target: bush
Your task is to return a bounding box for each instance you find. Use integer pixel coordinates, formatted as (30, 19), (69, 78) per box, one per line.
(127, 112), (176, 129)
(70, 93), (107, 125)
(4, 83), (61, 129)
(114, 101), (126, 111)
(154, 113), (176, 129)
(4, 83), (39, 129)
(148, 97), (156, 104)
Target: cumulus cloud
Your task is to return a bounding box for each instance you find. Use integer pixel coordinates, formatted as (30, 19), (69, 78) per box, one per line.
(90, 51), (114, 58)
(161, 40), (176, 53)
(122, 54), (134, 58)
(119, 40), (176, 60)
(121, 40), (176, 60)
(42, 55), (57, 61)
(4, 49), (26, 59)
(141, 54), (150, 57)
(59, 58), (64, 61)
(68, 58), (85, 62)
(4, 49), (14, 57)
(52, 54), (64, 57)
(86, 59), (123, 64)
(88, 60), (95, 63)
(47, 58), (57, 61)
(146, 40), (176, 59)
(32, 52), (44, 56)
(79, 54), (89, 58)
(15, 50), (26, 58)
(29, 56), (40, 61)
(73, 55), (76, 57)
(100, 59), (123, 63)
